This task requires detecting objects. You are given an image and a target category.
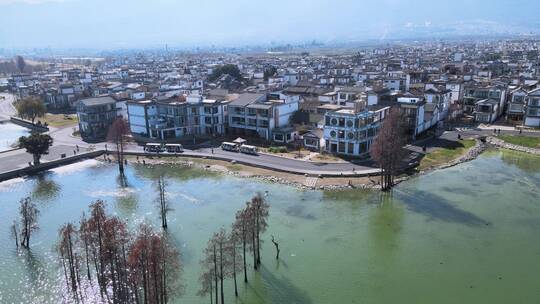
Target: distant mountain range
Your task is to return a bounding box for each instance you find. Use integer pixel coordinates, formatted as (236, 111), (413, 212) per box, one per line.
(385, 20), (540, 40)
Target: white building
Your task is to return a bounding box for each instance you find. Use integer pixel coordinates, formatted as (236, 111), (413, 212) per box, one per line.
(227, 92), (299, 141)
(323, 103), (389, 156)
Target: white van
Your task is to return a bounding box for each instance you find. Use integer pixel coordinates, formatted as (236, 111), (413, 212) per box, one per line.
(144, 143), (164, 152)
(239, 144), (258, 155)
(221, 142), (239, 152)
(165, 144), (183, 153)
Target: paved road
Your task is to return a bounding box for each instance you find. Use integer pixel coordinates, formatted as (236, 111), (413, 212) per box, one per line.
(3, 113), (540, 178)
(0, 144), (90, 173)
(190, 147), (379, 175)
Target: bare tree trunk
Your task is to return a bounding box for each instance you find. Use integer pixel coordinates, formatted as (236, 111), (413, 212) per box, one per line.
(256, 212), (261, 265)
(242, 231), (248, 283)
(232, 245), (238, 297)
(213, 246), (218, 304)
(271, 236), (280, 260)
(219, 242), (224, 304)
(251, 227), (257, 270)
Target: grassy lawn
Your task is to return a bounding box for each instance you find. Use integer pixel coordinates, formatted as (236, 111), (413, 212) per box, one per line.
(498, 135), (540, 149)
(418, 139), (476, 171)
(41, 113), (78, 127)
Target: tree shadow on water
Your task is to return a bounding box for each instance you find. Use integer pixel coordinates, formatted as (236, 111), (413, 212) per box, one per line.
(395, 189), (489, 227)
(255, 264), (312, 304)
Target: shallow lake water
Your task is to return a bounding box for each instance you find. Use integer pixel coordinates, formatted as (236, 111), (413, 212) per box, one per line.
(0, 149), (539, 303)
(0, 122), (29, 151)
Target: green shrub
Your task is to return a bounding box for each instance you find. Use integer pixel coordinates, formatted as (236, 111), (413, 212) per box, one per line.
(268, 146), (288, 153)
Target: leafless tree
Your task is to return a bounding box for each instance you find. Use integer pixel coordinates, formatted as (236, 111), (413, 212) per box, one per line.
(155, 176), (171, 229)
(18, 197), (40, 249)
(246, 193), (269, 267)
(271, 235), (280, 260)
(225, 231), (243, 297)
(370, 108), (407, 191)
(127, 223), (182, 304)
(10, 221), (19, 249)
(107, 118), (130, 174)
(57, 223), (82, 300)
(232, 207), (251, 283)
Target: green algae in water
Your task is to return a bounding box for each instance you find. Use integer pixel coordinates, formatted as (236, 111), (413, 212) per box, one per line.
(0, 152), (539, 304)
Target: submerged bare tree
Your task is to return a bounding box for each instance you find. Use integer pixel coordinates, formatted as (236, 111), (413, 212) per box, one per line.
(107, 118), (130, 174)
(55, 201), (183, 303)
(370, 108), (407, 191)
(18, 197), (40, 249)
(225, 230), (243, 297)
(155, 176), (171, 229)
(10, 221), (19, 249)
(271, 235), (280, 260)
(246, 193), (269, 268)
(57, 223), (82, 300)
(232, 207), (251, 283)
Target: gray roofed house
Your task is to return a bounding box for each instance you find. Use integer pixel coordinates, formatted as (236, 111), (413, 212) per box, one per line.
(77, 96), (118, 141)
(229, 93), (265, 106)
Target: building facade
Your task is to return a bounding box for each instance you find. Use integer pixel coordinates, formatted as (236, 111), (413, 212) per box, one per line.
(323, 105), (389, 156)
(77, 96), (118, 141)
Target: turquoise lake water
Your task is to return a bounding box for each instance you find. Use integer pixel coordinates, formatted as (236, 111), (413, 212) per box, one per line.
(0, 149), (539, 303)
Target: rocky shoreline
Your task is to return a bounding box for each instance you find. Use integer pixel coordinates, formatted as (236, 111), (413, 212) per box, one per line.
(393, 138), (488, 186)
(486, 136), (540, 155)
(126, 156), (380, 191)
(124, 139), (496, 192)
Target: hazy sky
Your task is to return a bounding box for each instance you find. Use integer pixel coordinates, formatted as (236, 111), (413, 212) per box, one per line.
(0, 0), (539, 49)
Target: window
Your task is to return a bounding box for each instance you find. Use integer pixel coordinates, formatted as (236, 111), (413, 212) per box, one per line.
(359, 142), (367, 153)
(331, 118), (338, 126)
(330, 130), (337, 138)
(348, 143), (354, 154)
(347, 132), (355, 140)
(346, 120), (354, 128)
(338, 142), (345, 153)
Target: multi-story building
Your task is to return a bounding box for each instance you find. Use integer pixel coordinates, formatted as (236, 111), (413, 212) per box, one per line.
(227, 92), (299, 141)
(127, 95), (226, 140)
(77, 96), (118, 141)
(463, 85), (506, 116)
(396, 96), (427, 139)
(323, 103), (389, 156)
(474, 99), (500, 123)
(524, 88), (540, 127)
(507, 87), (528, 123)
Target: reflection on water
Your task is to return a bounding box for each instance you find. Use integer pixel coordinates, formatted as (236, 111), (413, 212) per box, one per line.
(31, 174), (61, 201)
(0, 152), (540, 304)
(0, 122), (29, 152)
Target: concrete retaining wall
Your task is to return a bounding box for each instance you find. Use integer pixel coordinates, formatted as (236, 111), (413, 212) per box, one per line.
(0, 150), (104, 182)
(10, 117), (50, 132)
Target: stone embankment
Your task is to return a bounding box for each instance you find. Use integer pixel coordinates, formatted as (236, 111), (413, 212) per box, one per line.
(486, 136), (540, 155)
(133, 158), (380, 191)
(410, 138), (488, 180)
